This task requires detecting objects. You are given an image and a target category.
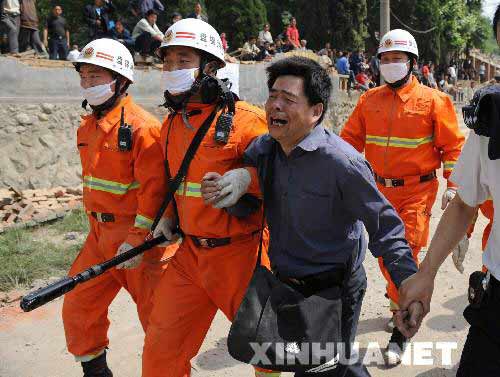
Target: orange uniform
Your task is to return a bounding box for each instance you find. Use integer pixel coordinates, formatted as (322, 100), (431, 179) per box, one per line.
(467, 199), (494, 272)
(62, 95), (173, 360)
(341, 76), (464, 303)
(142, 101), (269, 377)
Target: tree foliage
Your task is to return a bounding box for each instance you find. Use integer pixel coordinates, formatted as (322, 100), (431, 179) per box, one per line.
(33, 0), (492, 61)
(206, 0), (267, 49)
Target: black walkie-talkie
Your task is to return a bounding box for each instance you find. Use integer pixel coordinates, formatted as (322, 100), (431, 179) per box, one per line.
(118, 107), (132, 151)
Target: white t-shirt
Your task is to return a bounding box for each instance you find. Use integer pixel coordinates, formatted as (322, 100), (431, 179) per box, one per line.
(67, 49), (80, 62)
(451, 132), (500, 279)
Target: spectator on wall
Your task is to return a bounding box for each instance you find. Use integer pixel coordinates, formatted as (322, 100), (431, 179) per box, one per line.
(187, 2), (208, 23)
(274, 38), (285, 53)
(318, 42), (332, 58)
(164, 11), (182, 31)
(240, 35), (260, 61)
(258, 23), (272, 46)
(220, 32), (228, 52)
(43, 5), (69, 60)
(132, 8), (162, 60)
(256, 41), (273, 61)
(286, 17), (300, 48)
(66, 44), (80, 61)
(84, 0), (116, 41)
(129, 0), (164, 19)
(0, 0), (21, 54)
(299, 39), (307, 50)
(112, 19), (134, 52)
(479, 63), (486, 82)
(19, 0), (48, 57)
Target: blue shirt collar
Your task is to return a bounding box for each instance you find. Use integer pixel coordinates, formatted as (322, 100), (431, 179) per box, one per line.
(296, 124), (326, 152)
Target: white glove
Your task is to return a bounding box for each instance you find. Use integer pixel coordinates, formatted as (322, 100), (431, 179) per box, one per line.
(441, 188), (457, 210)
(213, 168), (251, 209)
(152, 217), (175, 247)
(451, 235), (470, 274)
(116, 242), (142, 269)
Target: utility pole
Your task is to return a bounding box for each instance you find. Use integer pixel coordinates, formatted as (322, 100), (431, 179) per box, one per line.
(380, 0), (390, 84)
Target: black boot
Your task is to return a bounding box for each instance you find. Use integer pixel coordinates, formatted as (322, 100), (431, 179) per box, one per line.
(81, 351), (113, 377)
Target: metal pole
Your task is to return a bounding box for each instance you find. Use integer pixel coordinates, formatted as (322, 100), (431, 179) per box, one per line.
(380, 0), (390, 84)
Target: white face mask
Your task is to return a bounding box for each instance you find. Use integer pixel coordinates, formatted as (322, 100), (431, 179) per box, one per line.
(81, 80), (116, 106)
(161, 68), (198, 95)
(380, 61), (409, 84)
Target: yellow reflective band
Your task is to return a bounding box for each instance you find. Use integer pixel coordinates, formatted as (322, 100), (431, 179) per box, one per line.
(185, 182), (202, 198)
(83, 176), (140, 195)
(443, 161), (456, 170)
(134, 214), (154, 230)
(255, 372), (281, 377)
(366, 135), (433, 149)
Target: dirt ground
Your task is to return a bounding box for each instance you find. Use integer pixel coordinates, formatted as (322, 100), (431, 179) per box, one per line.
(0, 125), (486, 377)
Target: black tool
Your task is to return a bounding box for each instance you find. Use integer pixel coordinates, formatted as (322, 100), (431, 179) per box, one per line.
(20, 235), (167, 312)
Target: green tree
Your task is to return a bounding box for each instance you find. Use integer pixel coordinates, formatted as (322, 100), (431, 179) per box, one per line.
(206, 0), (267, 50)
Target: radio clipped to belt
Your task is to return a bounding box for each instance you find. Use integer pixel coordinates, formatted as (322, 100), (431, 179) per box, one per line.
(118, 107), (133, 151)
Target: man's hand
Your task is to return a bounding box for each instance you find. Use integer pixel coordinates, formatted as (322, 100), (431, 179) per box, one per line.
(441, 188), (457, 210)
(152, 217), (175, 247)
(451, 235), (470, 273)
(394, 301), (425, 338)
(116, 242), (142, 269)
(201, 172), (222, 205)
(213, 168), (251, 209)
(394, 269), (435, 337)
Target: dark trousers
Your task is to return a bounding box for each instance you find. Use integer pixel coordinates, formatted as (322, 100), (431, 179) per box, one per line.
(295, 265), (370, 377)
(19, 28), (47, 55)
(48, 37), (68, 60)
(0, 12), (20, 53)
(456, 275), (500, 377)
(134, 31), (160, 56)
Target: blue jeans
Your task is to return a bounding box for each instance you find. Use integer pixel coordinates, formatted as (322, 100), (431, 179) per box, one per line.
(294, 266), (370, 377)
(48, 37), (68, 60)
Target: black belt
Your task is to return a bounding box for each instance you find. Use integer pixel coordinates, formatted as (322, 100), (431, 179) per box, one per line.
(190, 236), (231, 248)
(190, 231), (260, 249)
(89, 212), (115, 222)
(374, 171), (437, 188)
(276, 268), (346, 297)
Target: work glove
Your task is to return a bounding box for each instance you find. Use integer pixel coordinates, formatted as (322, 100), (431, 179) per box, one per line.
(116, 242), (142, 269)
(213, 168), (251, 209)
(451, 235), (470, 274)
(441, 188), (457, 210)
(152, 217), (176, 247)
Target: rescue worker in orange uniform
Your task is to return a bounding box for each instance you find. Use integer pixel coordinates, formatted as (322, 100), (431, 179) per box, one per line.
(141, 19), (277, 377)
(62, 38), (173, 377)
(340, 29), (465, 366)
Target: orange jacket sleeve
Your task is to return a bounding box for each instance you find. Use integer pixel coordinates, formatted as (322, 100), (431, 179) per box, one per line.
(431, 92), (465, 189)
(125, 122), (168, 247)
(235, 106), (268, 197)
(340, 94), (367, 153)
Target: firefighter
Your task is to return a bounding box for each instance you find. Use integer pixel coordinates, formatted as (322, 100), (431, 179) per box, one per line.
(340, 29), (465, 366)
(62, 38), (172, 376)
(141, 19), (276, 377)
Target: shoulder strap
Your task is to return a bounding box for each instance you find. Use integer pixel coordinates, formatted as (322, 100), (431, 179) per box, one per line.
(255, 141), (277, 268)
(150, 104), (221, 233)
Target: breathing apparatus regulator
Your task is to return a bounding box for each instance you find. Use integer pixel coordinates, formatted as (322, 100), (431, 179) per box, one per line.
(158, 18), (235, 144)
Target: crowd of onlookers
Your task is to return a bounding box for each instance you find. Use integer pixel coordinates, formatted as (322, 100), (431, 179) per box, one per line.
(0, 0), (208, 62)
(0, 0), (496, 98)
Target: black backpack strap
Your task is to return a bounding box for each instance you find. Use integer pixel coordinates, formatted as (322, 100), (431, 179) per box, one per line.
(149, 104), (221, 234)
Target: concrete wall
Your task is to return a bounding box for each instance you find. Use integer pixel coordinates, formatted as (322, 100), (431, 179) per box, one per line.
(0, 57), (358, 189)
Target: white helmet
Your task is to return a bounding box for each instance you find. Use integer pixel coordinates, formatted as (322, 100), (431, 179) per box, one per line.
(377, 29), (418, 59)
(159, 18), (225, 68)
(75, 38), (135, 82)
